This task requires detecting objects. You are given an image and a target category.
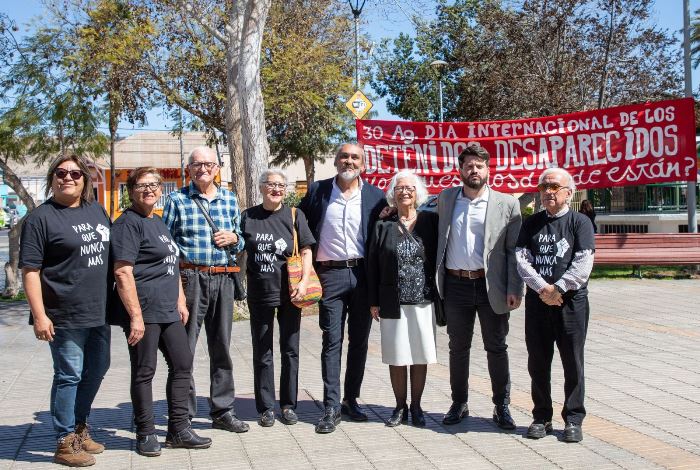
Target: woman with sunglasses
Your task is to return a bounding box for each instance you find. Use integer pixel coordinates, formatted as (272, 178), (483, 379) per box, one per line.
(367, 170), (439, 427)
(111, 167), (211, 456)
(20, 155), (112, 467)
(240, 169), (315, 427)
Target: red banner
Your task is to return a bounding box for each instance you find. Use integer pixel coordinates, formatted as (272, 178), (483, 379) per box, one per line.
(356, 98), (697, 194)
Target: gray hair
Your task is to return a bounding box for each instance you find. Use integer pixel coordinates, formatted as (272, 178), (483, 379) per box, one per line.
(385, 170), (429, 208)
(188, 146), (217, 164)
(334, 142), (365, 163)
(539, 167), (576, 202)
(258, 168), (288, 191)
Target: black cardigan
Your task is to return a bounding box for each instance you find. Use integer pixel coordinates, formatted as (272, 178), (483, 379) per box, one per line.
(367, 211), (438, 319)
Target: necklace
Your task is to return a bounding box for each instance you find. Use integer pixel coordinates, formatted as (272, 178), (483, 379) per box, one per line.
(399, 213), (417, 223)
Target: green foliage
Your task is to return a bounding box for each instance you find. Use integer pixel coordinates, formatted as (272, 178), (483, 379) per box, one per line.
(372, 0), (683, 121)
(283, 191), (302, 208)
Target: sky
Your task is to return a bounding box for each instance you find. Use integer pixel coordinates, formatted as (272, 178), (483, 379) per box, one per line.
(3, 0), (700, 134)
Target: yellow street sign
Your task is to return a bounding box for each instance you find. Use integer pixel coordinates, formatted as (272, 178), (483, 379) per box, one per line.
(346, 90), (373, 119)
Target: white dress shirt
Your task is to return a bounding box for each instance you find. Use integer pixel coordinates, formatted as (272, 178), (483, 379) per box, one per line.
(316, 178), (364, 261)
(445, 186), (489, 271)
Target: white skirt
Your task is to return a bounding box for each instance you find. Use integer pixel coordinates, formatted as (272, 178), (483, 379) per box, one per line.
(380, 301), (437, 366)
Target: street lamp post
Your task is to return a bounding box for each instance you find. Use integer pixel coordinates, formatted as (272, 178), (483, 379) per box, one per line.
(349, 0), (367, 90)
(683, 0), (697, 233)
(430, 60), (447, 122)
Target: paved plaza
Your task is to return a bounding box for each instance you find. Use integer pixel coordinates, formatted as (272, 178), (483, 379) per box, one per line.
(0, 279), (699, 469)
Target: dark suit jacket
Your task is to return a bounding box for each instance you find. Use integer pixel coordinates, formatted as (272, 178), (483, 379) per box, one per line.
(298, 177), (387, 258)
(366, 211), (438, 319)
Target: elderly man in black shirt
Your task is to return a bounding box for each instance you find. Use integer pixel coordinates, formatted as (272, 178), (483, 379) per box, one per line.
(516, 167), (595, 443)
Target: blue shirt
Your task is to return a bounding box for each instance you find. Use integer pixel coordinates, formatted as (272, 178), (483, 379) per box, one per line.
(162, 183), (244, 266)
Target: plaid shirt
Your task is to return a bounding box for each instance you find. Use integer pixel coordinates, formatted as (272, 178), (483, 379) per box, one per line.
(162, 183), (244, 266)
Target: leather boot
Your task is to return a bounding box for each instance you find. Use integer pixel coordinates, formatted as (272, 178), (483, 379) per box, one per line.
(75, 423), (104, 454)
(54, 433), (96, 467)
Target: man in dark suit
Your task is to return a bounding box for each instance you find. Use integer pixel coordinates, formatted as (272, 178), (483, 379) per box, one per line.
(299, 142), (387, 434)
(436, 144), (523, 429)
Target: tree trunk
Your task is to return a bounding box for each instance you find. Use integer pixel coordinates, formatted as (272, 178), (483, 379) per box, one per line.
(3, 220), (22, 297)
(0, 161), (37, 297)
(302, 154), (315, 184)
(238, 0), (272, 209)
(109, 95), (119, 220)
(225, 1), (247, 208)
(597, 0), (616, 109)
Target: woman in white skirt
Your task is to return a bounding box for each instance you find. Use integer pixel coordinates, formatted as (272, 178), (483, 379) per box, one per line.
(368, 171), (438, 427)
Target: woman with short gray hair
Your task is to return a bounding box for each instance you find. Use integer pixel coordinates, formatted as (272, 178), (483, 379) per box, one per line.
(241, 168), (315, 427)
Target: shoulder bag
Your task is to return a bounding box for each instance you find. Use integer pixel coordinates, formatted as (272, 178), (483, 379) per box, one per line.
(287, 207), (322, 308)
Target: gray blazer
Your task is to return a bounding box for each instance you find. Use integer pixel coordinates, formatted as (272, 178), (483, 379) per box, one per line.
(435, 186), (524, 314)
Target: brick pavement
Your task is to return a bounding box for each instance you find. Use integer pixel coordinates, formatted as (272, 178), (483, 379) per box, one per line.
(1, 279), (699, 469)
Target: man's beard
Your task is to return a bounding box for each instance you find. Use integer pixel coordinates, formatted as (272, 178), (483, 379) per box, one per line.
(338, 168), (360, 182)
(463, 175), (486, 190)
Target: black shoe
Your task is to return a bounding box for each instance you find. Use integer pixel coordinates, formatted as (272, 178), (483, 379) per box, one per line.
(341, 399), (368, 422)
(280, 408), (298, 425)
(410, 404), (426, 427)
(258, 410), (275, 427)
(315, 406), (341, 434)
(492, 404), (516, 430)
(442, 402), (469, 425)
(212, 412), (250, 433)
(526, 420), (553, 439)
(563, 422), (583, 443)
(386, 405), (408, 427)
(164, 427), (212, 449)
(136, 434), (161, 457)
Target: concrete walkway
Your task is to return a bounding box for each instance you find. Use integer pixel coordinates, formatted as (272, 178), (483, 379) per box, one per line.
(1, 279), (699, 469)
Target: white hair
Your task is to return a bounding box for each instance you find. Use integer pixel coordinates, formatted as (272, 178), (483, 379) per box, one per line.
(258, 168), (288, 192)
(188, 146), (217, 164)
(385, 170), (429, 208)
(539, 167), (576, 202)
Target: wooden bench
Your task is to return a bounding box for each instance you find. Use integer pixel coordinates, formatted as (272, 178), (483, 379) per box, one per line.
(594, 233), (700, 276)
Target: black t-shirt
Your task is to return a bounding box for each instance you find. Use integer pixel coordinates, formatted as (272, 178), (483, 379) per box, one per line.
(517, 209), (595, 288)
(111, 208), (180, 323)
(241, 205), (315, 306)
(19, 199), (111, 328)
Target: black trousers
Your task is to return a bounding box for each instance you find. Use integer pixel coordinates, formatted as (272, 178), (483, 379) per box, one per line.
(317, 264), (373, 409)
(126, 321), (193, 437)
(248, 300), (301, 413)
(181, 270), (236, 419)
(525, 288), (589, 425)
(444, 275), (511, 405)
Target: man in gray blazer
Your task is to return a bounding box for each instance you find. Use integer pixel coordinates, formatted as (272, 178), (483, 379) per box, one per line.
(436, 143), (523, 429)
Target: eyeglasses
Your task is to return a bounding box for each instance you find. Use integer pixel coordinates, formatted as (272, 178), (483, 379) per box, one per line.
(133, 182), (161, 192)
(54, 168), (83, 180)
(263, 182), (286, 190)
(537, 182), (568, 193)
(394, 186), (416, 193)
(189, 161), (218, 170)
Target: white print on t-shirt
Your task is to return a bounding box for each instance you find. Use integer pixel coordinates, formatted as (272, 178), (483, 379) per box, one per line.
(159, 234), (178, 276)
(535, 233), (560, 277)
(274, 238), (287, 255)
(73, 222), (106, 267)
(96, 224), (110, 241)
(254, 232), (277, 272)
(556, 238), (570, 258)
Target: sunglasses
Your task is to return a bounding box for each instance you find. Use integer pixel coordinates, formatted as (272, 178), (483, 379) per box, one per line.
(537, 182), (568, 193)
(54, 168), (83, 180)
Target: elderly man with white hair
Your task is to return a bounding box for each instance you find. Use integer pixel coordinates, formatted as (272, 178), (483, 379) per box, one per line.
(516, 167), (595, 443)
(162, 146), (249, 435)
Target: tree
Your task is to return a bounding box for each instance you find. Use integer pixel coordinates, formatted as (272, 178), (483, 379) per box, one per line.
(0, 15), (107, 295)
(142, 0), (271, 209)
(263, 0), (355, 183)
(54, 0), (155, 218)
(371, 0), (683, 122)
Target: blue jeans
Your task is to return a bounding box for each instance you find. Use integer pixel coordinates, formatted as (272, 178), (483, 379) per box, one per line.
(49, 325), (111, 440)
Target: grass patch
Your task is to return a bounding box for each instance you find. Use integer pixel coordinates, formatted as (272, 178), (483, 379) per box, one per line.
(0, 291), (27, 301)
(591, 265), (699, 279)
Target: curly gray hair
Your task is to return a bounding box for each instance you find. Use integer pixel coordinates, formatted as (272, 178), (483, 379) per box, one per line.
(385, 170), (429, 208)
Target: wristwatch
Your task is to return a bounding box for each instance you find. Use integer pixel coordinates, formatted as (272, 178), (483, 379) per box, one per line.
(555, 284), (566, 295)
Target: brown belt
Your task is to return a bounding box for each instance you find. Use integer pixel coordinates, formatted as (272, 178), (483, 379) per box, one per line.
(317, 258), (363, 268)
(446, 268), (485, 279)
(180, 263), (240, 274)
